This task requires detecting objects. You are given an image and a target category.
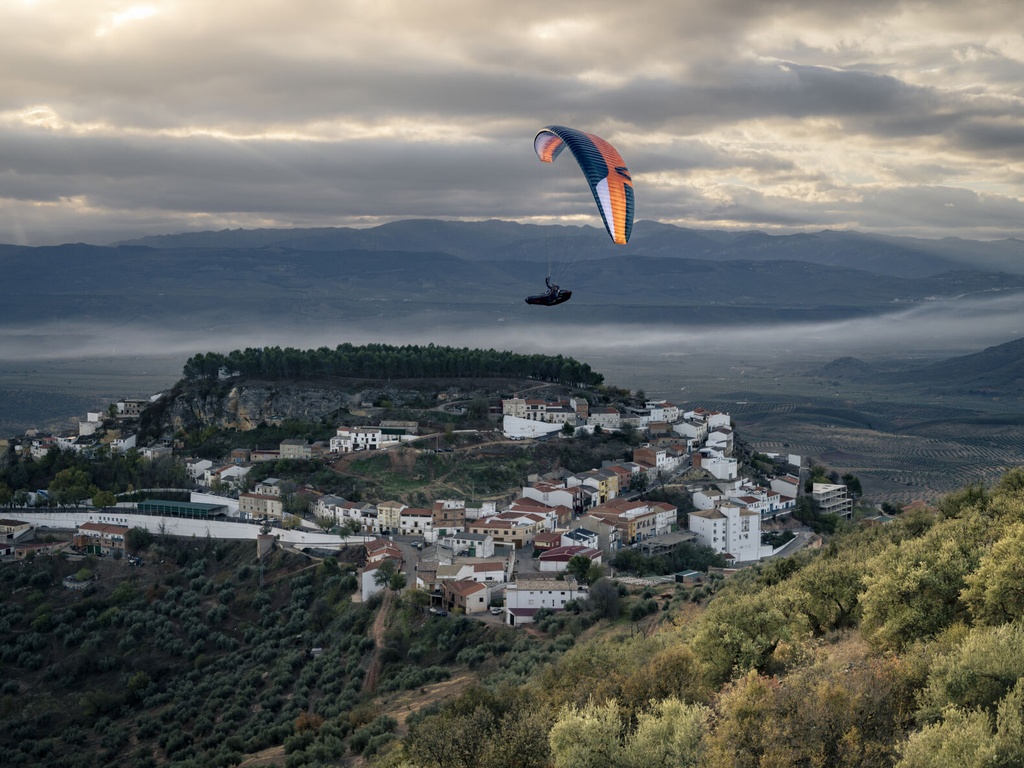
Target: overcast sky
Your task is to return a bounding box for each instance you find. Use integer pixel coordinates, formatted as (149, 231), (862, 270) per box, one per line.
(3, 0), (1024, 246)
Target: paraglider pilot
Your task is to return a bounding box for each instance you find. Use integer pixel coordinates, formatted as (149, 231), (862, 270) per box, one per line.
(545, 275), (559, 298)
(525, 275), (572, 306)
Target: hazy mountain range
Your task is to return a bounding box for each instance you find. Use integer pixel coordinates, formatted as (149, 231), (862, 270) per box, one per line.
(810, 337), (1024, 395)
(3, 219), (1024, 332)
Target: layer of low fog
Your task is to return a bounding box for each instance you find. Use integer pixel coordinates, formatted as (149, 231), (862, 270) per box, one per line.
(2, 290), (1020, 369)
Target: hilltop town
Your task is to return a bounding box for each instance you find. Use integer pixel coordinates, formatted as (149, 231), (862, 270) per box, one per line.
(1, 377), (861, 626)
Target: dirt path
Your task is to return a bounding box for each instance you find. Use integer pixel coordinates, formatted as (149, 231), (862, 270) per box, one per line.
(362, 589), (392, 694)
(376, 671), (477, 735)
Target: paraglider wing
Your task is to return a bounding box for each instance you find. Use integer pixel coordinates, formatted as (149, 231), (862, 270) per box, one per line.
(534, 125), (634, 245)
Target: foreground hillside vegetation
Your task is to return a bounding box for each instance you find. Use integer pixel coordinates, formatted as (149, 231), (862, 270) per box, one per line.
(0, 535), (569, 767)
(4, 470), (1024, 766)
(373, 470), (1024, 768)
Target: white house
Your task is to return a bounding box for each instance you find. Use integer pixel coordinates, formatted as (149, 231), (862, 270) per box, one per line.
(314, 497), (378, 531)
(502, 396), (586, 424)
(707, 411), (732, 430)
(645, 400), (680, 423)
(464, 500), (497, 521)
(110, 433), (137, 454)
(586, 406), (621, 430)
(729, 483), (793, 519)
(520, 481), (583, 516)
(79, 414), (102, 437)
(187, 459), (214, 483)
(622, 406), (652, 429)
(207, 464), (251, 489)
(538, 545), (603, 573)
(561, 528), (600, 550)
(436, 556), (511, 584)
(693, 487), (727, 510)
(673, 418), (709, 447)
(445, 531), (496, 559)
(442, 579), (492, 615)
(771, 474), (801, 500)
(570, 515), (623, 553)
(399, 507), (434, 536)
(504, 577), (587, 626)
(688, 502), (763, 563)
(330, 426), (403, 453)
(115, 399), (148, 418)
(694, 451), (738, 481)
(706, 427), (734, 455)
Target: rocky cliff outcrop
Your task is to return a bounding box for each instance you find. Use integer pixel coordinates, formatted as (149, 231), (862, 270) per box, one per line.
(153, 379), (364, 434)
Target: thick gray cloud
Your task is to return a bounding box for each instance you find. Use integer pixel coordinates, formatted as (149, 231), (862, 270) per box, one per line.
(2, 0), (1024, 244)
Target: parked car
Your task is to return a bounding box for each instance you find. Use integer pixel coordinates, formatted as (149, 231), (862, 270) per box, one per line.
(490, 606), (503, 615)
(428, 606), (448, 616)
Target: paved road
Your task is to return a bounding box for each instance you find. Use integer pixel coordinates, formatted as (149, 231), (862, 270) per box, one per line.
(768, 529), (816, 559)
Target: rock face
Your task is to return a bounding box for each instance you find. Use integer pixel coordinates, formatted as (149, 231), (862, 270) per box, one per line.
(158, 380), (361, 433)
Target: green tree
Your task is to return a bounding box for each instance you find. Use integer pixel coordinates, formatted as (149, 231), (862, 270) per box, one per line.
(791, 495), (821, 526)
(860, 514), (984, 650)
(283, 492), (309, 517)
(48, 468), (96, 507)
(566, 554), (594, 584)
(691, 589), (796, 686)
(842, 473), (863, 498)
(476, 699), (552, 768)
(917, 622), (1024, 722)
(962, 522), (1024, 626)
(561, 420), (575, 436)
(549, 699), (624, 768)
(125, 527), (154, 553)
(92, 490), (117, 508)
(404, 704), (494, 768)
(895, 707), (996, 768)
(622, 698), (711, 768)
(336, 518), (361, 537)
(586, 578), (622, 620)
(995, 678), (1024, 767)
(619, 644), (703, 711)
(373, 560), (406, 592)
(794, 555), (864, 634)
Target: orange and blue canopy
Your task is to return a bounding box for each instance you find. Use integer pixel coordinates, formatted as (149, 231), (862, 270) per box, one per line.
(534, 125), (634, 245)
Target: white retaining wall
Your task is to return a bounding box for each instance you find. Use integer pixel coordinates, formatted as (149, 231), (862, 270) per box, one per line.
(11, 510), (366, 550)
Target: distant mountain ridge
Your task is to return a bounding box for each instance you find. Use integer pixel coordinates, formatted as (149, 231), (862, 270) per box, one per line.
(900, 337), (1024, 393)
(4, 219), (1024, 331)
(811, 337), (1024, 394)
(114, 219), (1024, 279)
